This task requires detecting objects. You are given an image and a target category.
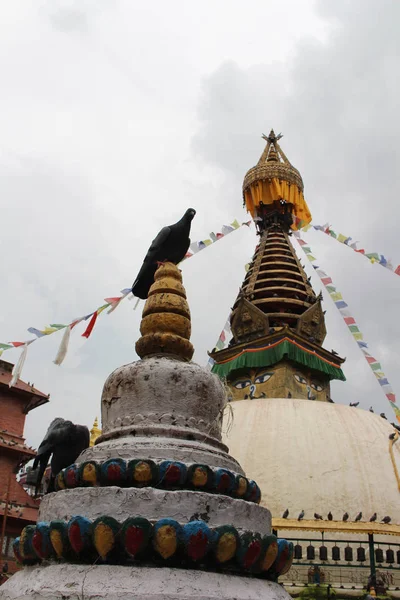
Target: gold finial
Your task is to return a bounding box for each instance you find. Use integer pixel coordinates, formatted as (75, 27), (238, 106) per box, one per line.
(90, 416), (102, 447)
(135, 262), (194, 361)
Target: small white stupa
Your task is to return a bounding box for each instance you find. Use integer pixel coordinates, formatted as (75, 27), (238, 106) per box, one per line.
(2, 262), (293, 600)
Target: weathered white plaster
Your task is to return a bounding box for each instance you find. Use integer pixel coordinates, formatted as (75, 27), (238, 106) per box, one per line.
(224, 398), (400, 523)
(100, 357), (226, 440)
(39, 487), (271, 533)
(0, 564), (290, 600)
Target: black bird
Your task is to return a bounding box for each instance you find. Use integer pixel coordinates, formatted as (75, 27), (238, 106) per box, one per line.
(282, 508), (289, 519)
(287, 392), (292, 399)
(132, 208), (196, 299)
(389, 432), (396, 440)
(355, 512), (362, 522)
(328, 511), (333, 521)
(349, 402), (359, 407)
(380, 413), (387, 420)
(391, 422), (400, 432)
(331, 350), (339, 356)
(298, 510), (305, 521)
(369, 513), (377, 522)
(32, 418), (89, 495)
(369, 407), (374, 413)
(314, 513), (323, 520)
(382, 516), (391, 524)
(343, 512), (349, 522)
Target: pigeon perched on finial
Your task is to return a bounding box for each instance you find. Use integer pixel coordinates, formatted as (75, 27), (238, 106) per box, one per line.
(327, 512), (333, 521)
(282, 508), (289, 519)
(369, 407), (374, 413)
(369, 513), (377, 522)
(381, 516), (391, 524)
(298, 510), (305, 521)
(349, 402), (359, 407)
(32, 418), (89, 495)
(355, 512), (362, 522)
(132, 208), (196, 299)
(343, 512), (349, 521)
(314, 513), (323, 520)
(380, 413), (387, 419)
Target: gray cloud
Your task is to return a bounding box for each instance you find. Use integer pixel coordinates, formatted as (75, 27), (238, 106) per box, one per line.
(191, 0), (400, 416)
(0, 0), (398, 450)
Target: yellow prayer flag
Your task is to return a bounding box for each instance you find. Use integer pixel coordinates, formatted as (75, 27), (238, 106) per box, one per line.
(337, 234), (348, 243)
(352, 332), (363, 341)
(43, 326), (59, 335)
(330, 292), (343, 302)
(230, 219), (240, 229)
(302, 224), (312, 232)
(203, 239), (213, 246)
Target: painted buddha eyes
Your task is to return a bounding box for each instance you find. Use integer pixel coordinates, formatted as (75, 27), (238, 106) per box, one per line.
(311, 382), (323, 392)
(294, 373), (323, 392)
(234, 379), (251, 389)
(254, 372), (273, 384)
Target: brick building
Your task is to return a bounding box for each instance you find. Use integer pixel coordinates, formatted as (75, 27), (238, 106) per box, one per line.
(0, 359), (49, 577)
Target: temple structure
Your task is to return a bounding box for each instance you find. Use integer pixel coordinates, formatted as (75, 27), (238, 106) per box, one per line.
(2, 262), (294, 599)
(210, 130), (345, 402)
(211, 131), (400, 596)
(0, 359), (49, 577)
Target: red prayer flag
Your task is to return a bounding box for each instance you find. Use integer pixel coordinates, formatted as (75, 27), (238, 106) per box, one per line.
(9, 341), (25, 347)
(104, 297), (122, 304)
(219, 330), (226, 342)
(81, 312), (98, 339)
(386, 393), (396, 403)
(365, 356), (377, 364)
(355, 249), (365, 254)
(321, 277), (332, 285)
(395, 265), (400, 276)
(344, 317), (356, 325)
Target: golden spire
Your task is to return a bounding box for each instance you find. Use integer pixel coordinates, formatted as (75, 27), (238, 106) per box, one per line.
(90, 417), (102, 447)
(135, 262), (194, 361)
(242, 130), (311, 230)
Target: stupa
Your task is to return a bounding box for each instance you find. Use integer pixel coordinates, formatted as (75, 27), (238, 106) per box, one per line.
(210, 131), (400, 594)
(2, 261), (293, 599)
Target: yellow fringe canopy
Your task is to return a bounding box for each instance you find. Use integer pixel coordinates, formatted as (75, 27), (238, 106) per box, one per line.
(242, 130), (312, 230)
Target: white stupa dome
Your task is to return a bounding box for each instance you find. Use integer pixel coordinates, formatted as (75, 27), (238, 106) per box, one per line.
(223, 398), (400, 524)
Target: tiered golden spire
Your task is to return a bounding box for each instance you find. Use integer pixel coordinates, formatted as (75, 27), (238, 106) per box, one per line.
(135, 262), (194, 361)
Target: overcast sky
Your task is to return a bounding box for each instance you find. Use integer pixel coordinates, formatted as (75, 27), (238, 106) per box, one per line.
(1, 0), (399, 449)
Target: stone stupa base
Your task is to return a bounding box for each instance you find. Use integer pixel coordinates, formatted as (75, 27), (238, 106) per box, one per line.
(0, 563), (289, 600)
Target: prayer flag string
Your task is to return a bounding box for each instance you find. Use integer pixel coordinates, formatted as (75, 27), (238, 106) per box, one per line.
(1, 219), (251, 386)
(296, 234), (400, 424)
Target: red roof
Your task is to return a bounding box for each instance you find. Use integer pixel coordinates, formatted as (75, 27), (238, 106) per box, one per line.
(0, 359), (49, 411)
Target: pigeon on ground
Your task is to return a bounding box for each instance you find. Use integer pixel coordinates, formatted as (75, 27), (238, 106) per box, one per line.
(282, 508), (289, 519)
(343, 512), (349, 522)
(369, 513), (377, 522)
(328, 512), (333, 521)
(32, 418), (89, 495)
(349, 402), (359, 407)
(369, 407), (374, 413)
(381, 516), (391, 524)
(298, 510), (305, 521)
(355, 512), (362, 522)
(380, 413), (387, 419)
(314, 513), (323, 520)
(132, 208), (196, 299)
